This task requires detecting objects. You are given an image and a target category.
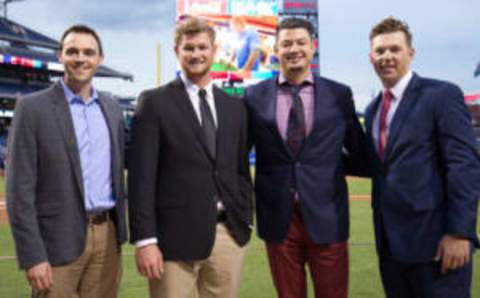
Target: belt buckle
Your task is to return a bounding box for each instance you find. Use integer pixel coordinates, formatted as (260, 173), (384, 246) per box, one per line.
(217, 210), (227, 222)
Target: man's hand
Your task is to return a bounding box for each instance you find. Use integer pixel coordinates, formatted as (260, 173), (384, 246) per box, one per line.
(435, 234), (471, 274)
(26, 261), (53, 292)
(135, 244), (164, 279)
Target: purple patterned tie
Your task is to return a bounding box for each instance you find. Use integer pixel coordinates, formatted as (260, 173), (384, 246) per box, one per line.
(286, 85), (305, 156)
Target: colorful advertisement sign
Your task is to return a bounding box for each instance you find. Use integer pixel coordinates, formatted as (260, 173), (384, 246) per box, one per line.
(176, 0), (319, 95)
(0, 54), (44, 69)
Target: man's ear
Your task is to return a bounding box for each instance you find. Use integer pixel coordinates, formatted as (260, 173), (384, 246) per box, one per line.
(409, 47), (415, 59)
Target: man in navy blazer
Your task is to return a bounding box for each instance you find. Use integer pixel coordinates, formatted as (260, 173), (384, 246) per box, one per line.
(244, 18), (367, 298)
(365, 17), (480, 298)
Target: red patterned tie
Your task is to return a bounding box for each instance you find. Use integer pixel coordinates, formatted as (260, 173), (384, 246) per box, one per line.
(378, 89), (393, 160)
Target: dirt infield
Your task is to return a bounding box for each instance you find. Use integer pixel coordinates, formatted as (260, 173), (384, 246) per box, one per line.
(349, 195), (371, 201)
(0, 199), (6, 225)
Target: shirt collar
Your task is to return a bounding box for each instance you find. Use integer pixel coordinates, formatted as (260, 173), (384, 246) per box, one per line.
(278, 72), (314, 86)
(180, 72), (214, 98)
(386, 70), (413, 101)
(60, 79), (98, 105)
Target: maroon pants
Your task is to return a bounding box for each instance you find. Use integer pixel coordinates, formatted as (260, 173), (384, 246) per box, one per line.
(266, 206), (348, 298)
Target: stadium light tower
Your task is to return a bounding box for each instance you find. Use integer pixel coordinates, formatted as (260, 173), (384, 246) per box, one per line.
(1, 0), (24, 19)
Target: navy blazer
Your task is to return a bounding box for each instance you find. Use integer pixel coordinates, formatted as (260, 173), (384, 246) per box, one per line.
(364, 73), (480, 262)
(244, 75), (367, 244)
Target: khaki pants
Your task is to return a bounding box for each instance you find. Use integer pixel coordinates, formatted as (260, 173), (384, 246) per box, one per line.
(149, 223), (247, 298)
(32, 219), (121, 298)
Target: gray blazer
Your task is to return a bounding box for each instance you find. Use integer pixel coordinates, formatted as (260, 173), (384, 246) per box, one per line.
(6, 82), (127, 270)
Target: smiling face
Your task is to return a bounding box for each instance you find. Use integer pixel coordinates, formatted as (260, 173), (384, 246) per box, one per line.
(58, 32), (103, 89)
(370, 31), (414, 88)
(175, 32), (215, 85)
(275, 27), (314, 80)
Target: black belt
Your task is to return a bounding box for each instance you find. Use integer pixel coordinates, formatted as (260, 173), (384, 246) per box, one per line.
(86, 210), (110, 225)
(217, 210), (227, 222)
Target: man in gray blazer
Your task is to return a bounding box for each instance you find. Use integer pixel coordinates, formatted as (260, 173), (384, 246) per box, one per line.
(6, 24), (127, 298)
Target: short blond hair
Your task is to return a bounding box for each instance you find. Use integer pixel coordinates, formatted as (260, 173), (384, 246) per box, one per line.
(174, 17), (215, 48)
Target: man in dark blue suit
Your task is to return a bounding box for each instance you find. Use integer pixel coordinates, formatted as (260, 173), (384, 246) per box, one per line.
(365, 17), (480, 298)
(244, 18), (367, 298)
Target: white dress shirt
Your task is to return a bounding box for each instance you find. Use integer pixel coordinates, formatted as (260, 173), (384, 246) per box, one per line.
(372, 70), (413, 153)
(181, 72), (218, 127)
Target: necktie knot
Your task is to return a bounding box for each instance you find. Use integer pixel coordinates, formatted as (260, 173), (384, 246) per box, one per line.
(198, 88), (207, 100)
(383, 89), (393, 104)
(290, 85), (301, 96)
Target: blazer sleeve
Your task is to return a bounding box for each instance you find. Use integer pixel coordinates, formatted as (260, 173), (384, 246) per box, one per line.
(434, 83), (480, 242)
(242, 87), (255, 152)
(340, 87), (371, 178)
(6, 99), (47, 269)
(127, 91), (161, 243)
(237, 101), (254, 225)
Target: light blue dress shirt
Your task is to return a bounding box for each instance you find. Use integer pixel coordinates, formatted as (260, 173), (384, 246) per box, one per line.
(60, 80), (115, 213)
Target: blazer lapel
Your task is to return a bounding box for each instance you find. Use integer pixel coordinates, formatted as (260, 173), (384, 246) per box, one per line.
(383, 74), (421, 162)
(253, 77), (291, 157)
(213, 86), (228, 164)
(97, 94), (120, 181)
(98, 95), (118, 148)
(365, 94), (383, 165)
(170, 78), (215, 163)
(365, 94), (381, 142)
(260, 79), (281, 133)
(304, 76), (332, 147)
(51, 82), (85, 199)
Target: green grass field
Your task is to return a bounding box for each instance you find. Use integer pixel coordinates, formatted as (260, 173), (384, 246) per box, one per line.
(0, 177), (479, 297)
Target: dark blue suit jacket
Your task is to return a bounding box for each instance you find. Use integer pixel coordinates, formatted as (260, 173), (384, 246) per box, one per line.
(364, 73), (480, 263)
(244, 75), (367, 244)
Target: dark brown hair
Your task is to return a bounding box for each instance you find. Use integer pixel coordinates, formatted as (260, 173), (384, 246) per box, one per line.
(59, 24), (103, 56)
(276, 17), (314, 40)
(370, 17), (412, 46)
